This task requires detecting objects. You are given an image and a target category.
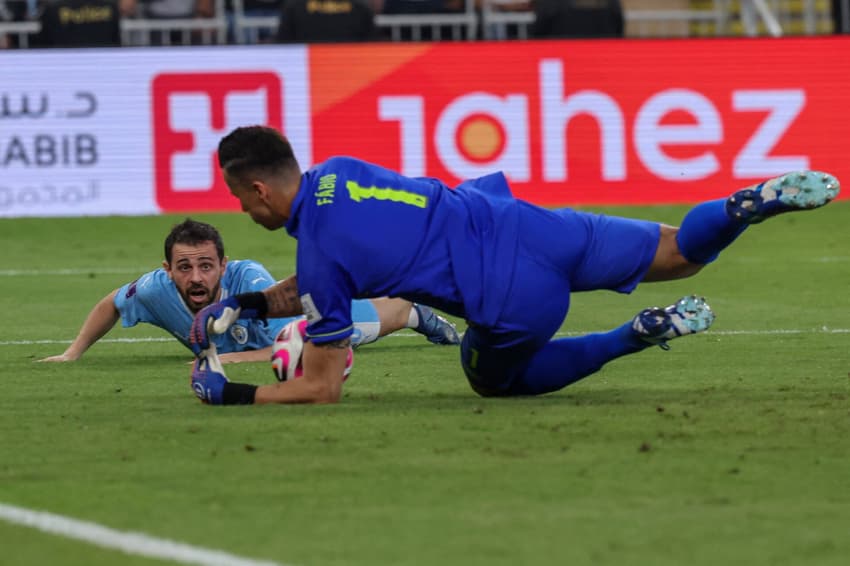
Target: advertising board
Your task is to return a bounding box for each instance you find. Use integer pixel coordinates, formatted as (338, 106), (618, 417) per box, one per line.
(1, 37), (848, 217)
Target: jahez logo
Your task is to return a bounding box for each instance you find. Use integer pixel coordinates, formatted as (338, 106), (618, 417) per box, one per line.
(152, 72), (282, 212)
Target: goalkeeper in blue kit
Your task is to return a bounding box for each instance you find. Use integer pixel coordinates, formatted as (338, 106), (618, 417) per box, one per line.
(189, 125), (840, 405)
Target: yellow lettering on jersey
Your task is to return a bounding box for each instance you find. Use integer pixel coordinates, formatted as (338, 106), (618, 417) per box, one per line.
(345, 181), (428, 209)
(316, 173), (337, 206)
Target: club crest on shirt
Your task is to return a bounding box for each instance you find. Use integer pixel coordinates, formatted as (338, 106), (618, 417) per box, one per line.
(230, 324), (248, 345)
(300, 293), (323, 324)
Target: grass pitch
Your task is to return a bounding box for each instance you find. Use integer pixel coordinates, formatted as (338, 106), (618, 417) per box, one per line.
(1, 204), (848, 566)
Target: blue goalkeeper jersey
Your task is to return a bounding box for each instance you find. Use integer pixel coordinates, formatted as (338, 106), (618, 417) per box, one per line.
(286, 156), (521, 344)
(114, 260), (287, 353)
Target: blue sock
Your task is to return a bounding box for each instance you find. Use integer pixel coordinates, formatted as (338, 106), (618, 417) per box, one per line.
(512, 322), (650, 395)
(676, 198), (748, 264)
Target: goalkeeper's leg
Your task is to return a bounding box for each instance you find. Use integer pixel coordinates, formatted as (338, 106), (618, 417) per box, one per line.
(664, 171), (840, 270)
(461, 295), (714, 397)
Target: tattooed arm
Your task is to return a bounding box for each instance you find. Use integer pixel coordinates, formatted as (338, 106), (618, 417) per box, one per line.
(262, 275), (304, 318)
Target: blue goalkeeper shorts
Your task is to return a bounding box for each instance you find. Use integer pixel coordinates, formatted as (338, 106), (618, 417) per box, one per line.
(460, 208), (660, 394)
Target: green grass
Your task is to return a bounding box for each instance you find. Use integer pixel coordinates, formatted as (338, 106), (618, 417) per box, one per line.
(1, 204), (848, 566)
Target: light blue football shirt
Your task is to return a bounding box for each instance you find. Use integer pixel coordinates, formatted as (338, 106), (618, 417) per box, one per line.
(113, 259), (382, 352)
(114, 260), (287, 353)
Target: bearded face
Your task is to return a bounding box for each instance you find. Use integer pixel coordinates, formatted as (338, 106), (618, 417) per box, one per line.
(165, 241), (226, 313)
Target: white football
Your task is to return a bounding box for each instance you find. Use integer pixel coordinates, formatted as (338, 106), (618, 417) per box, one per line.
(271, 318), (353, 382)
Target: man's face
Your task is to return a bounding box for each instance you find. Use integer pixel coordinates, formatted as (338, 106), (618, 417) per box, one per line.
(223, 170), (286, 230)
(164, 241), (226, 313)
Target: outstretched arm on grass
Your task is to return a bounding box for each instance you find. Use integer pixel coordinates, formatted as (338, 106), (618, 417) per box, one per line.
(39, 290), (120, 362)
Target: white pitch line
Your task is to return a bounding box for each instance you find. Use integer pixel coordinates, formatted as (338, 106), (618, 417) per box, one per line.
(2, 337), (175, 345)
(2, 258), (847, 278)
(0, 267), (147, 276)
(0, 502), (285, 566)
(0, 266), (293, 277)
(2, 328), (849, 348)
(708, 328), (850, 335)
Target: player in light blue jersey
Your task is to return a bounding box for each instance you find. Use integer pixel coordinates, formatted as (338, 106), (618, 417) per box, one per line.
(189, 125), (840, 405)
(40, 218), (458, 364)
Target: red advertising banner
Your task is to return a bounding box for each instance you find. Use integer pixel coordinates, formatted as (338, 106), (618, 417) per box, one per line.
(309, 38), (850, 206)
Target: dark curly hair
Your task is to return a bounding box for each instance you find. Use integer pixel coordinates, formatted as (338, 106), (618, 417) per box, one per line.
(164, 218), (224, 263)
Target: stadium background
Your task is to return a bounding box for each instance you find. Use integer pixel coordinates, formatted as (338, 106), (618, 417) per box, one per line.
(2, 26), (849, 566)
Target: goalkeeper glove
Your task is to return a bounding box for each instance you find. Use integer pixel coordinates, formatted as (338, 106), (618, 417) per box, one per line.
(189, 292), (268, 354)
(190, 344), (257, 405)
(191, 343), (227, 404)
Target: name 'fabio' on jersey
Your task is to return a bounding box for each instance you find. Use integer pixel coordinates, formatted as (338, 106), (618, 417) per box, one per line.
(285, 156), (520, 344)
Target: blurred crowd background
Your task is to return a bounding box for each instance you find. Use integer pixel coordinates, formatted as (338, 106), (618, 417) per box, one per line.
(0, 0), (845, 49)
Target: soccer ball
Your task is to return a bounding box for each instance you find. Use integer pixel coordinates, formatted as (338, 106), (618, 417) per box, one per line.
(270, 318), (353, 382)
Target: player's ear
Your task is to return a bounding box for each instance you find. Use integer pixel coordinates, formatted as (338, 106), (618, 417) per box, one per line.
(221, 255), (228, 268)
(162, 260), (171, 276)
(253, 180), (272, 204)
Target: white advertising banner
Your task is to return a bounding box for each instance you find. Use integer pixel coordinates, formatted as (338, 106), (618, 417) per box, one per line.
(0, 46), (311, 217)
